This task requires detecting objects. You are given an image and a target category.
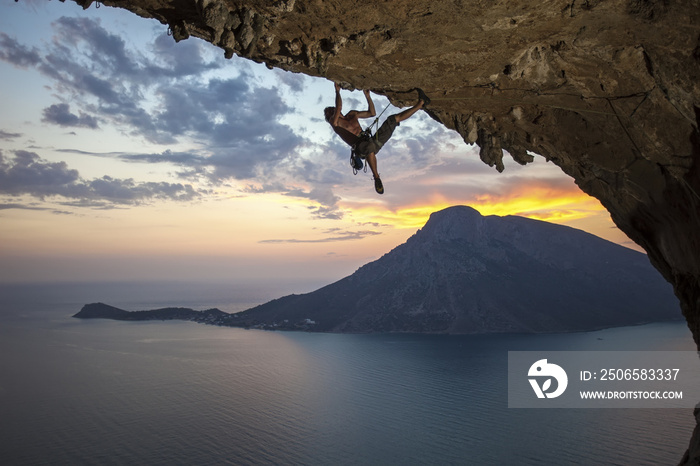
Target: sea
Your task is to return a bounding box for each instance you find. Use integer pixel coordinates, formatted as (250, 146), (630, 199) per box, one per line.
(0, 281), (696, 466)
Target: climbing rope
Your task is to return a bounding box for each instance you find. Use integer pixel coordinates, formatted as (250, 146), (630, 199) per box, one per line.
(364, 103), (391, 137)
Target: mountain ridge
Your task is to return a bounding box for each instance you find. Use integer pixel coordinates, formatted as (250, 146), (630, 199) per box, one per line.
(232, 206), (680, 333)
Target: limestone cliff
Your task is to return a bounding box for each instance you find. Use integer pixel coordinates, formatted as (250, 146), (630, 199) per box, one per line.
(62, 0), (700, 461)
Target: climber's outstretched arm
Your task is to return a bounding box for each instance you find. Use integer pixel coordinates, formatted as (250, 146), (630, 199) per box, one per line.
(330, 82), (343, 126)
(354, 89), (376, 119)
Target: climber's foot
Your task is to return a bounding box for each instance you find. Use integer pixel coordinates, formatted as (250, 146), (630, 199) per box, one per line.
(374, 177), (384, 195)
(416, 88), (431, 106)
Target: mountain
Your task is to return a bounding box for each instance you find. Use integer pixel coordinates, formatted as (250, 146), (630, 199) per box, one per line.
(231, 206), (680, 334)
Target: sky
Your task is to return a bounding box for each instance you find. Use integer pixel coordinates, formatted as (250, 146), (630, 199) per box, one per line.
(0, 0), (640, 288)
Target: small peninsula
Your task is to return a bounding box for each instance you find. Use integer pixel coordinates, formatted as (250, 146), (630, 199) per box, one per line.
(74, 303), (229, 325)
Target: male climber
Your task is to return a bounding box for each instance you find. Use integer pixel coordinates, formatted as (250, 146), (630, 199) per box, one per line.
(324, 83), (430, 194)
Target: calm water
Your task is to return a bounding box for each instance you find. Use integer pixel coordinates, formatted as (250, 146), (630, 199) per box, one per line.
(0, 283), (695, 465)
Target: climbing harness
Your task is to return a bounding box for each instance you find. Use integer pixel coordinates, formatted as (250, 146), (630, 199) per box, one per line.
(350, 130), (370, 175)
(349, 104), (390, 175)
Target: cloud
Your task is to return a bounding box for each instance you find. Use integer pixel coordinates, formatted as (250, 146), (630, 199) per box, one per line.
(56, 146), (348, 218)
(42, 103), (99, 128)
(147, 78), (305, 178)
(45, 16), (219, 83)
(86, 176), (201, 203)
(284, 186), (339, 207)
(0, 202), (75, 214)
(0, 150), (203, 206)
(287, 186), (343, 219)
(148, 27), (223, 78)
(58, 148), (209, 167)
(0, 130), (22, 140)
(0, 15), (344, 217)
(0, 17), (308, 177)
(0, 202), (47, 211)
(0, 33), (41, 68)
(259, 229), (382, 243)
(0, 150), (81, 198)
(271, 67), (306, 93)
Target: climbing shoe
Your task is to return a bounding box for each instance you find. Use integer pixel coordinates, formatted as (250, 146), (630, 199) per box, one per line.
(416, 88), (431, 106)
(374, 176), (384, 195)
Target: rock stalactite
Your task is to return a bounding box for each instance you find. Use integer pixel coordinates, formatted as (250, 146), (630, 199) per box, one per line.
(61, 0), (699, 461)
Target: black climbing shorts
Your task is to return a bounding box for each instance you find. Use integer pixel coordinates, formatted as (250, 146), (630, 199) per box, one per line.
(354, 115), (400, 158)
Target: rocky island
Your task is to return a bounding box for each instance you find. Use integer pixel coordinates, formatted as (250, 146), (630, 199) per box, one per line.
(228, 206), (680, 333)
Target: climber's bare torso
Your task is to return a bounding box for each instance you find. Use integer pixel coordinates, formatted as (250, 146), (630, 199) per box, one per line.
(331, 113), (363, 146)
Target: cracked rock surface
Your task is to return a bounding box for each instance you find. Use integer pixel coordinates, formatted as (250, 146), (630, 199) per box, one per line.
(66, 0), (699, 458)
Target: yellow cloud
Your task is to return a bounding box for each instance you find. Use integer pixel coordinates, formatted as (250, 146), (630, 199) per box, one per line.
(472, 188), (606, 222)
(341, 185), (606, 232)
